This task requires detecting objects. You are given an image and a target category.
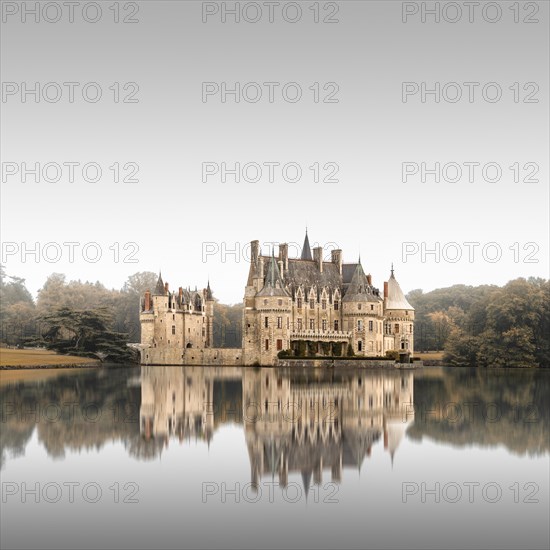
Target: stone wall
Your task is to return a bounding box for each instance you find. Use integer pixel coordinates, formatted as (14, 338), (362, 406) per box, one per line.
(275, 358), (423, 369)
(141, 347), (242, 366)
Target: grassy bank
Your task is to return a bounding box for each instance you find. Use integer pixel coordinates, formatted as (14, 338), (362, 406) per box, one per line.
(0, 347), (100, 368)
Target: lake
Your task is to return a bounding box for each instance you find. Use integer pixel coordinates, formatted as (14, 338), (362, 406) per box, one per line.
(1, 366), (549, 549)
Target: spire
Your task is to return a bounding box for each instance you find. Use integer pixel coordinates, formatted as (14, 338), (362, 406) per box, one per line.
(342, 261), (369, 302)
(154, 272), (165, 295)
(301, 229), (312, 261)
(206, 280), (213, 301)
(391, 263), (394, 277)
(258, 252), (289, 297)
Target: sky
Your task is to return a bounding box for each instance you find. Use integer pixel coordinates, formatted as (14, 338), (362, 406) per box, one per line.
(1, 0), (549, 304)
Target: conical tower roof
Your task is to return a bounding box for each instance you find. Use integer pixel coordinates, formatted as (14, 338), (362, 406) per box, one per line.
(258, 253), (289, 297)
(154, 272), (166, 295)
(206, 280), (213, 301)
(301, 229), (312, 261)
(385, 267), (414, 310)
(343, 259), (378, 302)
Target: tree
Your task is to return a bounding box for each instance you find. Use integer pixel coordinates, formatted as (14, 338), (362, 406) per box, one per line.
(39, 307), (135, 363)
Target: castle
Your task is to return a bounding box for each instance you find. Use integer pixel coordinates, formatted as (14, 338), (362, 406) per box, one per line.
(139, 231), (414, 366)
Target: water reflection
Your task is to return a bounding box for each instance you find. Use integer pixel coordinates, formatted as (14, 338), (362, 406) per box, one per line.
(1, 366), (549, 473)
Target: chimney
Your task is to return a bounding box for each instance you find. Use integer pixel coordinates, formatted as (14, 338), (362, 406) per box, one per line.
(251, 240), (259, 264)
(366, 273), (372, 286)
(313, 247), (323, 273)
(278, 260), (284, 280)
(279, 243), (288, 270)
(164, 282), (169, 293)
(144, 290), (151, 311)
(259, 256), (265, 279)
(384, 281), (388, 299)
(178, 286), (183, 303)
(331, 249), (342, 275)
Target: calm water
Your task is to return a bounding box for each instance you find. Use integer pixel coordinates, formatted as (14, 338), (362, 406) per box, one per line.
(1, 366), (549, 550)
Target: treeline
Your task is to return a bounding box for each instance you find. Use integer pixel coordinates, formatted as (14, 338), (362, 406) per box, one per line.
(0, 268), (243, 360)
(2, 268), (548, 367)
(407, 278), (549, 368)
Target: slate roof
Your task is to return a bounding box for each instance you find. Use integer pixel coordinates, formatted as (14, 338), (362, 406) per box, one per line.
(301, 231), (312, 261)
(154, 273), (166, 295)
(257, 254), (290, 297)
(342, 261), (382, 303)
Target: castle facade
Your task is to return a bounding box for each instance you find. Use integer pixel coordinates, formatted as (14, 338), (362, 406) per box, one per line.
(243, 232), (415, 365)
(139, 232), (414, 366)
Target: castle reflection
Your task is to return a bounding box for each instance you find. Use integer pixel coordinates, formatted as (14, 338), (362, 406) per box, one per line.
(1, 366), (547, 471)
(139, 366), (414, 484)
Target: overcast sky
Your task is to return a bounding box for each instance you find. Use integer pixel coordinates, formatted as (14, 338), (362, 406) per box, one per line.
(1, 1), (548, 304)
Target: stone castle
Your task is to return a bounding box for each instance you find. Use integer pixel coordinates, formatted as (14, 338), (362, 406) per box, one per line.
(139, 231), (414, 366)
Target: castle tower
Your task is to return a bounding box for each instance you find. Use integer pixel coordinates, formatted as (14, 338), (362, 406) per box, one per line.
(254, 252), (292, 365)
(205, 281), (215, 347)
(342, 259), (384, 356)
(383, 266), (415, 356)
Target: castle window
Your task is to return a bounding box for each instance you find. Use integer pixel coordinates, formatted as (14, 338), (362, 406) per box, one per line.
(265, 339), (269, 351)
(265, 317), (269, 328)
(278, 299), (282, 306)
(395, 324), (400, 334)
(297, 319), (303, 330)
(309, 319), (314, 330)
(322, 299), (326, 310)
(409, 324), (413, 333)
(358, 304), (362, 310)
(277, 339), (283, 351)
(357, 320), (363, 331)
(370, 305), (374, 311)
(297, 298), (302, 309)
(334, 320), (339, 331)
(322, 319), (327, 331)
(172, 325), (176, 335)
(369, 320), (373, 332)
(358, 340), (363, 352)
(309, 299), (314, 310)
(406, 311), (409, 315)
(334, 300), (339, 311)
(173, 314), (175, 320)
(277, 317), (282, 329)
